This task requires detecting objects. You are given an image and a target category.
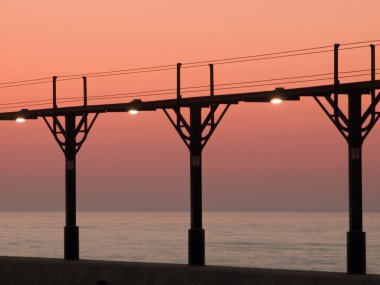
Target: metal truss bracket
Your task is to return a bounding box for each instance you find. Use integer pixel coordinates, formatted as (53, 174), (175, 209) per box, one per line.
(163, 104), (230, 150)
(42, 115), (66, 152)
(314, 90), (380, 142)
(200, 104), (230, 148)
(313, 95), (349, 140)
(318, 43), (379, 142)
(164, 62), (230, 149)
(42, 113), (99, 154)
(163, 107), (190, 147)
(74, 113), (99, 152)
(44, 75), (99, 154)
(361, 91), (380, 140)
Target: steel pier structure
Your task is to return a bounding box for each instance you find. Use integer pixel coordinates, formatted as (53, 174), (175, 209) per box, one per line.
(0, 46), (379, 274)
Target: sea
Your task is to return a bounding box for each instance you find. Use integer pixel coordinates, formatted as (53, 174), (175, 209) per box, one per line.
(0, 211), (380, 274)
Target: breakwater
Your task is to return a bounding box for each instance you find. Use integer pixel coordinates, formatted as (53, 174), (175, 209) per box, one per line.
(0, 256), (379, 285)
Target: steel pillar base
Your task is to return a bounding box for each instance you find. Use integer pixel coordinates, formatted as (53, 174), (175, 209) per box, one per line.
(64, 225), (79, 260)
(347, 231), (366, 274)
(188, 228), (205, 266)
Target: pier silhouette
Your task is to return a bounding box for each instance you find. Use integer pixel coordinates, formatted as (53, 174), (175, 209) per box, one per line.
(0, 42), (379, 275)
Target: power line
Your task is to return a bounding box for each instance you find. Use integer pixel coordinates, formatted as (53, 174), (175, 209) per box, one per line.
(0, 39), (378, 89)
(186, 45), (378, 68)
(0, 77), (52, 85)
(0, 70), (347, 106)
(0, 80), (52, 89)
(181, 45), (333, 66)
(0, 68), (378, 111)
(340, 39), (380, 46)
(176, 40), (380, 66)
(1, 69), (377, 108)
(185, 49), (333, 68)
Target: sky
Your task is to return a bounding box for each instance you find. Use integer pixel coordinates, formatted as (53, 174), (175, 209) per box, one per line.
(1, 1), (380, 211)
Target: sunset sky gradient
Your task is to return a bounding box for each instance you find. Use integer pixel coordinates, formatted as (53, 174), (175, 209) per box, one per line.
(1, 1), (380, 211)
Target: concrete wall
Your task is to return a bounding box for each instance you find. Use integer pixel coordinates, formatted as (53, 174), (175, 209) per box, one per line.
(0, 257), (379, 285)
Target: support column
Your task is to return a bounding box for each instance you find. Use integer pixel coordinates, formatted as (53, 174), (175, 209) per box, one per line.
(188, 106), (205, 266)
(64, 114), (79, 260)
(163, 64), (230, 266)
(43, 76), (99, 260)
(347, 93), (366, 274)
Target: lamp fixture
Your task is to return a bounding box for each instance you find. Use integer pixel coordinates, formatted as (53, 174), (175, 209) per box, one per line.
(270, 98), (283, 104)
(16, 117), (26, 123)
(128, 109), (139, 115)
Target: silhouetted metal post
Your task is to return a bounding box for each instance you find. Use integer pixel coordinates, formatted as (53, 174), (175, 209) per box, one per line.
(334, 44), (340, 120)
(314, 45), (380, 274)
(53, 76), (58, 110)
(163, 65), (230, 265)
(188, 106), (205, 266)
(371, 44), (375, 101)
(64, 114), (79, 260)
(176, 63), (182, 127)
(347, 93), (366, 274)
(334, 44), (340, 85)
(209, 64), (214, 97)
(209, 64), (215, 125)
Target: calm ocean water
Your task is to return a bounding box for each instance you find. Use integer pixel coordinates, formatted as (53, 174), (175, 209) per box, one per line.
(0, 211), (380, 273)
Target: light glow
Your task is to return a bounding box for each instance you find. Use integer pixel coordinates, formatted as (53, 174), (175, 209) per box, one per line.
(270, 98), (283, 104)
(16, 117), (26, 123)
(128, 109), (139, 115)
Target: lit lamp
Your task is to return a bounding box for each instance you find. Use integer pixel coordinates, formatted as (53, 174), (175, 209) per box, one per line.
(128, 99), (142, 115)
(15, 117), (26, 123)
(270, 98), (283, 104)
(271, 88), (285, 104)
(128, 109), (139, 115)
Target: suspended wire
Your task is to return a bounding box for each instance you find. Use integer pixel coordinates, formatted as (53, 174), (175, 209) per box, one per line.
(185, 45), (378, 68)
(0, 77), (52, 85)
(4, 70), (380, 108)
(59, 65), (176, 79)
(181, 45), (333, 66)
(1, 40), (378, 89)
(0, 68), (372, 106)
(183, 50), (333, 68)
(340, 39), (380, 46)
(211, 72), (378, 92)
(0, 67), (179, 89)
(0, 67), (176, 87)
(1, 68), (378, 111)
(85, 66), (176, 79)
(0, 80), (52, 89)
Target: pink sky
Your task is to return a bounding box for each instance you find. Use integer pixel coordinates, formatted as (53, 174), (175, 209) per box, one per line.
(1, 1), (380, 211)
